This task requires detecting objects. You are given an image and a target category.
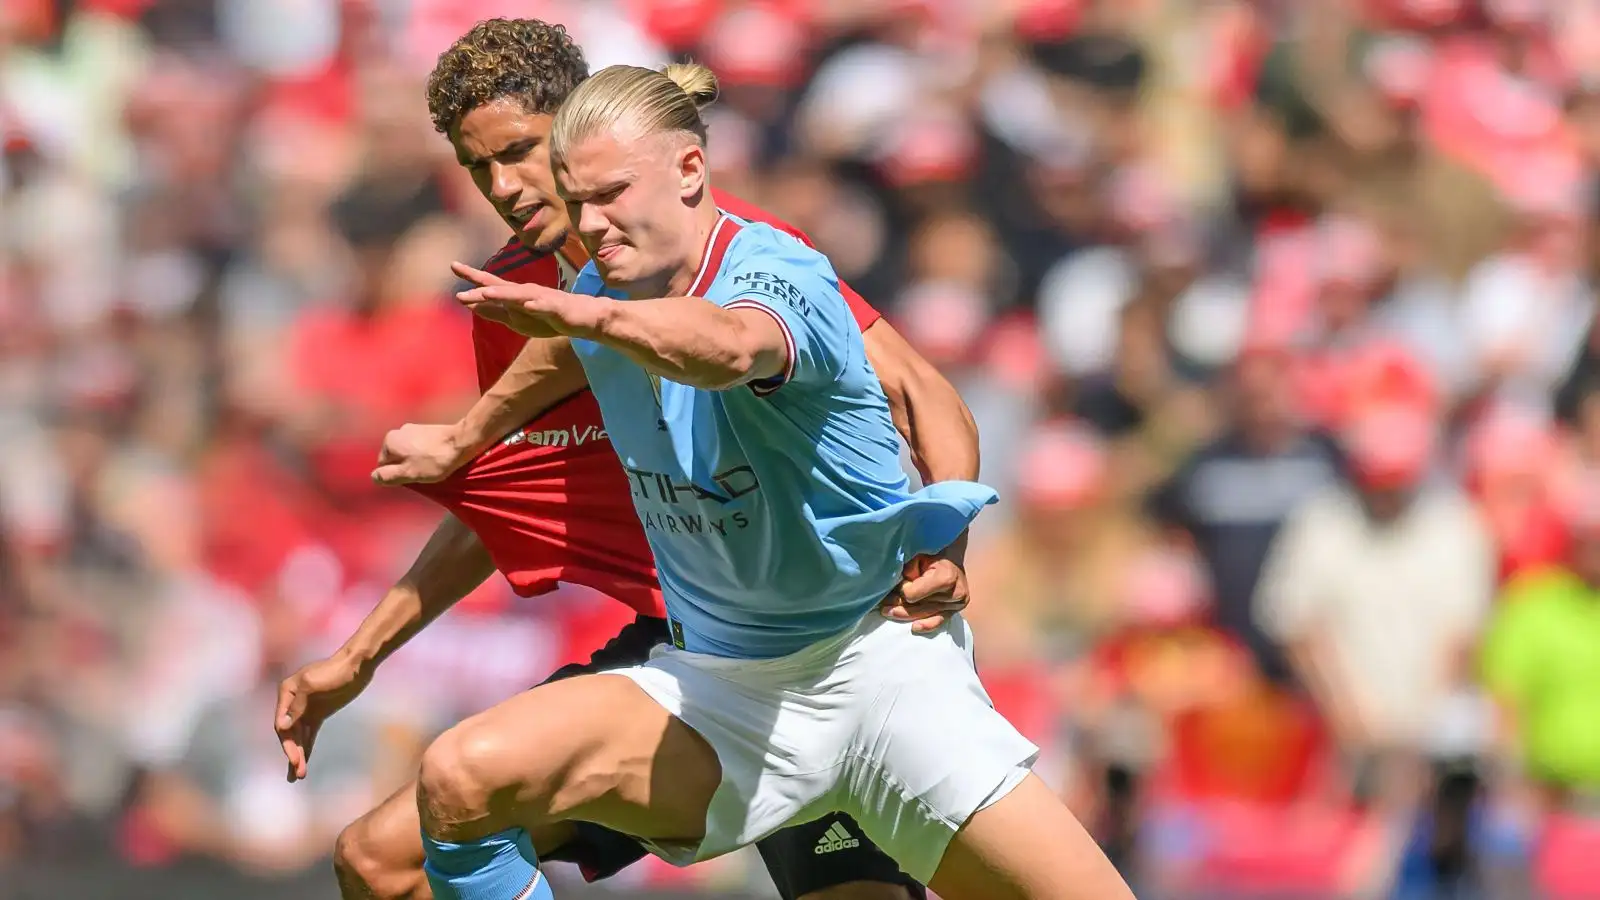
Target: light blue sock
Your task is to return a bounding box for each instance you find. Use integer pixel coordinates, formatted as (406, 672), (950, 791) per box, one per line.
(422, 827), (554, 900)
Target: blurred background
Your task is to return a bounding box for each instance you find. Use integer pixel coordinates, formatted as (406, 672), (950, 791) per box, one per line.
(6, 0), (1600, 898)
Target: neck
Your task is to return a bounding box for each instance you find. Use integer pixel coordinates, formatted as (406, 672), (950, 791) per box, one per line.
(557, 232), (589, 269)
(627, 200), (723, 300)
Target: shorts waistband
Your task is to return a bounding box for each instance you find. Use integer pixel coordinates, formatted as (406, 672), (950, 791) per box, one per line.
(654, 611), (888, 679)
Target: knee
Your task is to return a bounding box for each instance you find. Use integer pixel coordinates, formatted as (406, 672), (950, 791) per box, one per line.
(333, 818), (425, 900)
(416, 724), (508, 830)
(800, 884), (918, 900)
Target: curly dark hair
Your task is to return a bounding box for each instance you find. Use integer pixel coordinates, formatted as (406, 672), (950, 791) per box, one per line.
(425, 18), (590, 135)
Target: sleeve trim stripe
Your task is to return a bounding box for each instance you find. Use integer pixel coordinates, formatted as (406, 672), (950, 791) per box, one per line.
(726, 299), (795, 394)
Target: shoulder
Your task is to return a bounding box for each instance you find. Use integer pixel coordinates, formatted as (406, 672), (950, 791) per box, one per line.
(482, 239), (558, 285)
(572, 261), (607, 296)
(484, 238), (533, 273)
(1503, 565), (1580, 596)
(1416, 484), (1484, 523)
(715, 225), (836, 312)
(719, 219), (833, 282)
(711, 190), (817, 249)
(1290, 486), (1355, 528)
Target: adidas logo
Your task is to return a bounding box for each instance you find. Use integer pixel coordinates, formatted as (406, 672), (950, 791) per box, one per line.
(813, 822), (861, 855)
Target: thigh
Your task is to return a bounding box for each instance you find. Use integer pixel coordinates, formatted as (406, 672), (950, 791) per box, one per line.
(843, 618), (1039, 883)
(620, 642), (864, 867)
(756, 812), (925, 900)
(928, 774), (1133, 900)
(418, 672), (721, 844)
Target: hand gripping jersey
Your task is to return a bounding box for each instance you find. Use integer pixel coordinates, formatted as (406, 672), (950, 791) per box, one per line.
(568, 212), (996, 659)
(406, 191), (882, 619)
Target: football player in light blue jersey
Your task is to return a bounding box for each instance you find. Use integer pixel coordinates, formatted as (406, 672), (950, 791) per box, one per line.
(560, 214), (992, 659)
(414, 62), (1135, 900)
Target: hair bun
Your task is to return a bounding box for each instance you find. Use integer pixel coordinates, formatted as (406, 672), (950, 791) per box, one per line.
(662, 62), (720, 111)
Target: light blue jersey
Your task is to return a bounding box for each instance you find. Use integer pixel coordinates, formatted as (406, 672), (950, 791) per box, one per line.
(569, 213), (996, 658)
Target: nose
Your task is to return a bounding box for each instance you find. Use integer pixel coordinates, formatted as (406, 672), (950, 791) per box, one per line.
(489, 161), (520, 205)
(577, 201), (609, 238)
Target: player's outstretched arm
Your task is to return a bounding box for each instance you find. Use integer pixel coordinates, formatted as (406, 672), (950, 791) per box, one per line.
(454, 262), (787, 390)
(583, 295), (787, 389)
(338, 512), (496, 668)
(861, 319), (980, 484)
(371, 335), (590, 486)
(276, 514), (494, 781)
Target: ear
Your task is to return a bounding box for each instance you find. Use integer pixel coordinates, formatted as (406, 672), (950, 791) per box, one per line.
(677, 141), (707, 200)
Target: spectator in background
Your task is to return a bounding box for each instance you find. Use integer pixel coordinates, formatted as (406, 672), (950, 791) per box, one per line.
(280, 178), (473, 498)
(1256, 404), (1493, 806)
(16, 0), (1600, 895)
(1480, 476), (1600, 900)
(1464, 407), (1569, 583)
(276, 177), (477, 582)
(1483, 480), (1600, 803)
(966, 420), (1132, 669)
(1458, 193), (1593, 418)
(131, 578), (388, 877)
(1147, 344), (1341, 683)
(1257, 402), (1497, 895)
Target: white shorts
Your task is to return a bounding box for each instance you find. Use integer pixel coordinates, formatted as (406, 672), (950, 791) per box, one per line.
(609, 613), (1039, 884)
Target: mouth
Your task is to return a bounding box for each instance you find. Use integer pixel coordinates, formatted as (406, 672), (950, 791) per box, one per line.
(507, 203), (543, 230)
(595, 243), (627, 264)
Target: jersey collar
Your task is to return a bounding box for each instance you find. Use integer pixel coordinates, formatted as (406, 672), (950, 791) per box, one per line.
(687, 211), (742, 298)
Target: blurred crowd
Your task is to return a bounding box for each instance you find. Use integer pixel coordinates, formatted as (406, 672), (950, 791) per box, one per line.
(7, 0), (1600, 897)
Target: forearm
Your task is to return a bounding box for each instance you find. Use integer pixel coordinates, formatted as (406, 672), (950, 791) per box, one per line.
(864, 320), (980, 482)
(451, 336), (588, 460)
(335, 514), (495, 672)
(584, 297), (784, 390)
(940, 529), (970, 567)
(892, 369), (978, 483)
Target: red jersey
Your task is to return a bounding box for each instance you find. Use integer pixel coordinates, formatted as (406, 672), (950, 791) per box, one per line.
(407, 190), (880, 617)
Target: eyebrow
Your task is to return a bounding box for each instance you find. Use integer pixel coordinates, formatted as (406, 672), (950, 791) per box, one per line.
(560, 179), (630, 203)
(458, 137), (539, 168)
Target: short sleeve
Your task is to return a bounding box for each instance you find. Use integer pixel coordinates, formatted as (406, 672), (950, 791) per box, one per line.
(708, 189), (879, 334)
(708, 234), (854, 394)
(840, 280), (880, 332)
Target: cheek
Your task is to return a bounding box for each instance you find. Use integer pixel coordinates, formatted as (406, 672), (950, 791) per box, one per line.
(595, 200), (634, 236)
(622, 190), (669, 233)
(517, 160), (556, 200)
(471, 170), (494, 201)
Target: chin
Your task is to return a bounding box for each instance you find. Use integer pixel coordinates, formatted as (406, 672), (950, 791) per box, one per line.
(593, 261), (629, 287)
(518, 226), (569, 256)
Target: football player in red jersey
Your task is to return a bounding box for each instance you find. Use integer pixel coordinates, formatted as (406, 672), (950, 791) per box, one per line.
(274, 18), (980, 900)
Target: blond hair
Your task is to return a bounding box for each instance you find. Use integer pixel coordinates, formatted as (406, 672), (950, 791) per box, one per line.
(550, 62), (720, 163)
